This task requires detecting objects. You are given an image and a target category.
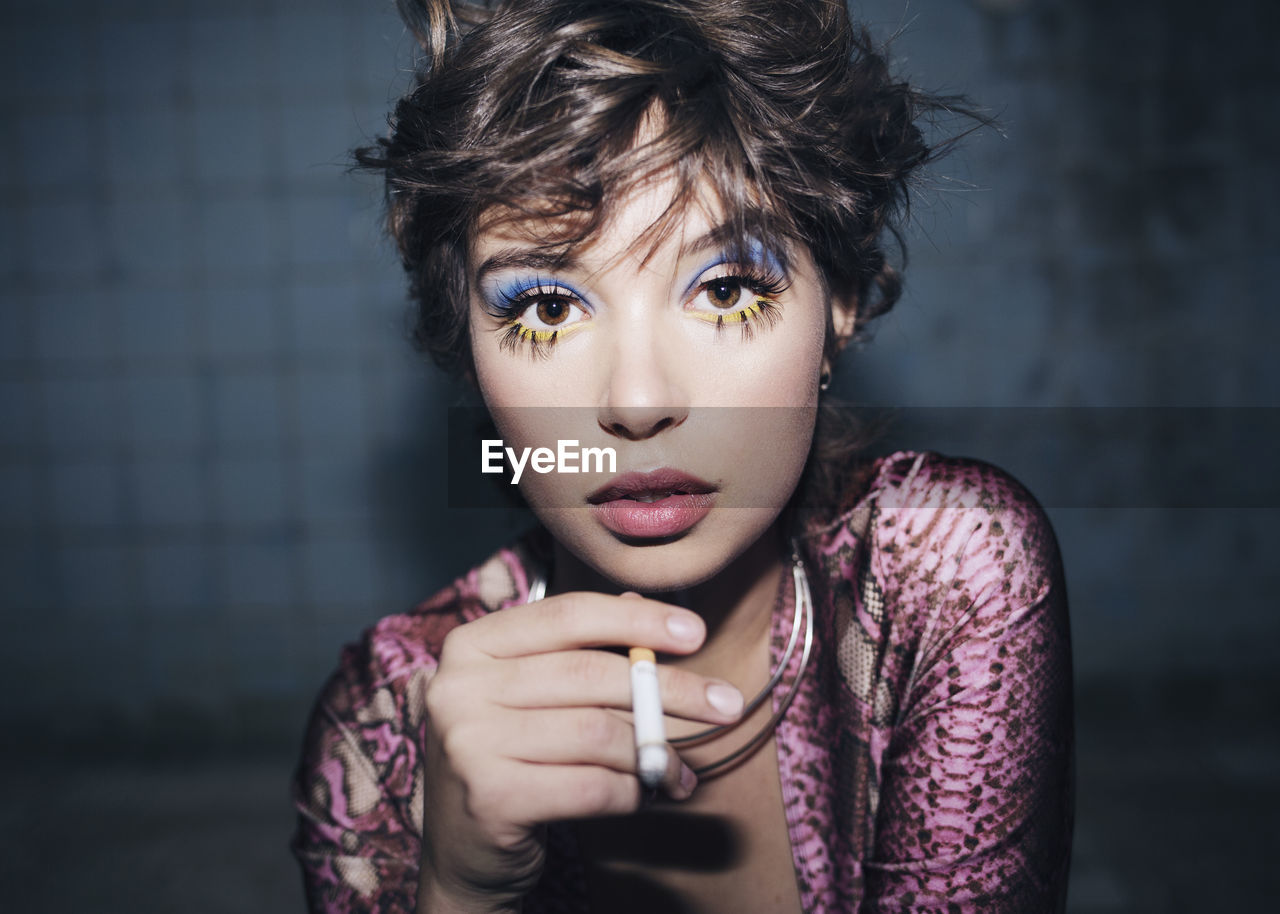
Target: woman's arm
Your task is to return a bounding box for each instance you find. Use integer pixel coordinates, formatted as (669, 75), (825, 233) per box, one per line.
(291, 638), (429, 914)
(862, 457), (1075, 911)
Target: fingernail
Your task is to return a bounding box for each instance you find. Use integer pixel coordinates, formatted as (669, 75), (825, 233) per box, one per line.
(706, 682), (744, 717)
(666, 613), (700, 642)
(677, 764), (698, 799)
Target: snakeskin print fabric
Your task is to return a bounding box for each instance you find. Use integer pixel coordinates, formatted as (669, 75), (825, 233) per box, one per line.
(290, 451), (1075, 911)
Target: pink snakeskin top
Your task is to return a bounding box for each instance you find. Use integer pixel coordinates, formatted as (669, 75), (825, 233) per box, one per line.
(291, 450), (1076, 911)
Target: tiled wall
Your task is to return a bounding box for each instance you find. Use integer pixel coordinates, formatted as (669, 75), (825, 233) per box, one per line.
(0, 0), (526, 745)
(1, 0), (1275, 747)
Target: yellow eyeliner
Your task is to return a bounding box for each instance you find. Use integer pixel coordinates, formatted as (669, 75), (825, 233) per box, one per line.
(500, 320), (589, 352)
(686, 298), (775, 326)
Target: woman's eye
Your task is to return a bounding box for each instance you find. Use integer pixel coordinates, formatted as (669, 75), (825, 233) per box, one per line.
(705, 279), (742, 310)
(527, 293), (573, 325)
(687, 273), (783, 338)
(521, 293), (583, 329)
(491, 285), (591, 357)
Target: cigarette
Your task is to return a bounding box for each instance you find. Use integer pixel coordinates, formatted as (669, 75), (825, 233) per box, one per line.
(628, 647), (668, 789)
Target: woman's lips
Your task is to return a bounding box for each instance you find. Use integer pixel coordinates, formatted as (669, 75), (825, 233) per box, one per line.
(587, 468), (718, 539)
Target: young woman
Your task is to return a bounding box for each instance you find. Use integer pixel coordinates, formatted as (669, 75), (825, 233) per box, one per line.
(290, 1), (1075, 911)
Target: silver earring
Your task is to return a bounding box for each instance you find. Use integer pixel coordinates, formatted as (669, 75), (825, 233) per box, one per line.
(819, 368), (832, 391)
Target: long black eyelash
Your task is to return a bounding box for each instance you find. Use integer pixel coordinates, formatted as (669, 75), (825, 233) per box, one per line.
(727, 264), (791, 299)
(738, 299), (782, 341)
(497, 323), (561, 360)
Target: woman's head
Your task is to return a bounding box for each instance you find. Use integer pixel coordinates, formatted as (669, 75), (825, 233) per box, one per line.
(364, 0), (949, 381)
(363, 0), (972, 587)
(468, 161), (832, 590)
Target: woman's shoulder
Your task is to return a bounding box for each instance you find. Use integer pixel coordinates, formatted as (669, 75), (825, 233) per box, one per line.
(808, 449), (1063, 609)
(801, 453), (1075, 909)
(811, 448), (1057, 532)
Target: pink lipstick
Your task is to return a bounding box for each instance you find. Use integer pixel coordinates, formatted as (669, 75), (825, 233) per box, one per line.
(587, 468), (717, 539)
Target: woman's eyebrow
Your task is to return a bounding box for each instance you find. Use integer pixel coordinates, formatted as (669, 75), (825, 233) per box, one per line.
(679, 222), (740, 259)
(678, 220), (784, 266)
(474, 220), (781, 283)
(475, 248), (578, 283)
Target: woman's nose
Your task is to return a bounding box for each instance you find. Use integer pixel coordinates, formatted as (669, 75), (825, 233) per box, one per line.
(596, 316), (689, 441)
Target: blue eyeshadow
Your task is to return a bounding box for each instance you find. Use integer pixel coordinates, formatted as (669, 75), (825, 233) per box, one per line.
(682, 239), (785, 297)
(486, 275), (591, 310)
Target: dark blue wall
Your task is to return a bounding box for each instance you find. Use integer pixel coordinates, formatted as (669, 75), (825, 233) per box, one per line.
(0, 0), (1276, 750)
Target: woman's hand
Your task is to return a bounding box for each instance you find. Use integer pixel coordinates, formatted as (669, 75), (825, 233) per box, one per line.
(414, 591), (745, 913)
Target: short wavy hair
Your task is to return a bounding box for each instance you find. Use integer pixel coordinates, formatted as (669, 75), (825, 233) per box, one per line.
(360, 0), (977, 383)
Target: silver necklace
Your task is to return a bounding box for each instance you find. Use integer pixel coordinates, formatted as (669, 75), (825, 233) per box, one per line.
(524, 542), (815, 779)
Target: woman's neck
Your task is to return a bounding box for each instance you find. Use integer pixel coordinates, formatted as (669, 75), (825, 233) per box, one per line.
(546, 526), (788, 686)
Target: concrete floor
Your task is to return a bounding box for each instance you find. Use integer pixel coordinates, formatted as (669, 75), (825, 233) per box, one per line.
(3, 688), (1276, 913)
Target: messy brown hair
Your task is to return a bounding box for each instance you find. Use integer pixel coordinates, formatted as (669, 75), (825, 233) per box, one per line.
(362, 0), (979, 364)
(360, 0), (983, 514)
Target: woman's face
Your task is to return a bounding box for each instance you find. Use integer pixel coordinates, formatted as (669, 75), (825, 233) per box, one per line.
(468, 173), (830, 592)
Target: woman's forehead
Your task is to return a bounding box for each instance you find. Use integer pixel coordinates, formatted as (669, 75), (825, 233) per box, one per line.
(469, 173), (790, 279)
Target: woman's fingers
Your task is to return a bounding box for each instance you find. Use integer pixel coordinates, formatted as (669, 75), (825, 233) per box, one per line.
(415, 592), (723, 901)
(659, 737), (698, 801)
(467, 761), (646, 828)
(490, 648), (744, 726)
(463, 747), (701, 824)
(459, 704), (699, 801)
(486, 706), (667, 773)
(423, 587), (722, 857)
(494, 706), (637, 768)
(462, 701), (700, 794)
(445, 591), (706, 659)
